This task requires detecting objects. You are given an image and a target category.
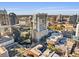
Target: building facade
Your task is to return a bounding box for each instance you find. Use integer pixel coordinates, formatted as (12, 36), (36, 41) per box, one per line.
(69, 15), (78, 24)
(0, 9), (9, 25)
(0, 36), (14, 46)
(9, 13), (17, 25)
(76, 24), (79, 37)
(0, 46), (9, 57)
(18, 16), (31, 26)
(72, 23), (79, 42)
(56, 14), (63, 22)
(32, 13), (48, 42)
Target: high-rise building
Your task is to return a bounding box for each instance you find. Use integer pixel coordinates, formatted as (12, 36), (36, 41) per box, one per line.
(56, 14), (63, 22)
(0, 9), (8, 25)
(76, 24), (79, 37)
(32, 13), (48, 42)
(69, 15), (78, 24)
(72, 23), (79, 43)
(9, 13), (17, 25)
(33, 13), (48, 32)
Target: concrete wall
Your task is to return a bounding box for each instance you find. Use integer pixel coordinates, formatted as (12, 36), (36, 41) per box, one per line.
(35, 30), (48, 42)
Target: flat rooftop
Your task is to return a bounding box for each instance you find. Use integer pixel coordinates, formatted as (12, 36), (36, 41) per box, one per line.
(0, 46), (7, 55)
(0, 36), (13, 43)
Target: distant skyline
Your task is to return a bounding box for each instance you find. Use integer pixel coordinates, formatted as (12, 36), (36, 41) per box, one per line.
(0, 2), (79, 15)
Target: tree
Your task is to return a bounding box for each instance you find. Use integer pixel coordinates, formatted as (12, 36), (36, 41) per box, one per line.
(47, 44), (59, 52)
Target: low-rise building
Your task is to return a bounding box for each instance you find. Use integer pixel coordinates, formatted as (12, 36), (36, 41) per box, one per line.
(0, 36), (14, 46)
(41, 49), (51, 57)
(47, 32), (63, 45)
(0, 46), (9, 57)
(66, 39), (75, 54)
(27, 44), (43, 57)
(18, 17), (31, 26)
(55, 45), (67, 56)
(70, 46), (79, 57)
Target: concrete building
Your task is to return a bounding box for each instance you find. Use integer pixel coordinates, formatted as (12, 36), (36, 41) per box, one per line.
(41, 49), (51, 57)
(0, 25), (12, 36)
(73, 23), (79, 44)
(27, 44), (43, 57)
(9, 13), (17, 25)
(69, 15), (78, 24)
(17, 15), (32, 26)
(32, 13), (48, 42)
(0, 36), (14, 46)
(18, 16), (31, 26)
(76, 24), (79, 37)
(17, 15), (32, 24)
(0, 9), (9, 25)
(46, 32), (63, 45)
(74, 47), (79, 56)
(66, 39), (75, 53)
(56, 14), (63, 22)
(19, 18), (26, 25)
(0, 46), (9, 57)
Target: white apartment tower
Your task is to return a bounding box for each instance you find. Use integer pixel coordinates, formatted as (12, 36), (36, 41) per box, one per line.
(76, 24), (79, 37)
(32, 13), (48, 42)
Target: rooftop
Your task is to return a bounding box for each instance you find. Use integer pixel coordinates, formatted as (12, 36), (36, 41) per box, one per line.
(0, 36), (13, 43)
(0, 46), (7, 55)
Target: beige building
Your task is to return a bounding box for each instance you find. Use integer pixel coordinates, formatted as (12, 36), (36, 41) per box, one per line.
(76, 24), (79, 37)
(0, 9), (9, 25)
(19, 17), (27, 25)
(18, 16), (31, 27)
(66, 39), (75, 48)
(63, 24), (74, 31)
(0, 46), (9, 57)
(56, 14), (62, 22)
(27, 44), (43, 57)
(32, 13), (48, 42)
(0, 26), (12, 36)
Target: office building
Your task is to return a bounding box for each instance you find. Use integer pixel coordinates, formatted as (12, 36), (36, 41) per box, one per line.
(56, 14), (63, 22)
(69, 15), (78, 24)
(19, 18), (26, 25)
(9, 13), (17, 25)
(0, 9), (9, 25)
(76, 24), (79, 37)
(32, 13), (48, 42)
(74, 23), (79, 42)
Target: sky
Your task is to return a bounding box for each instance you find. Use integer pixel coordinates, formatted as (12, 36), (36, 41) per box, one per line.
(0, 2), (79, 15)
